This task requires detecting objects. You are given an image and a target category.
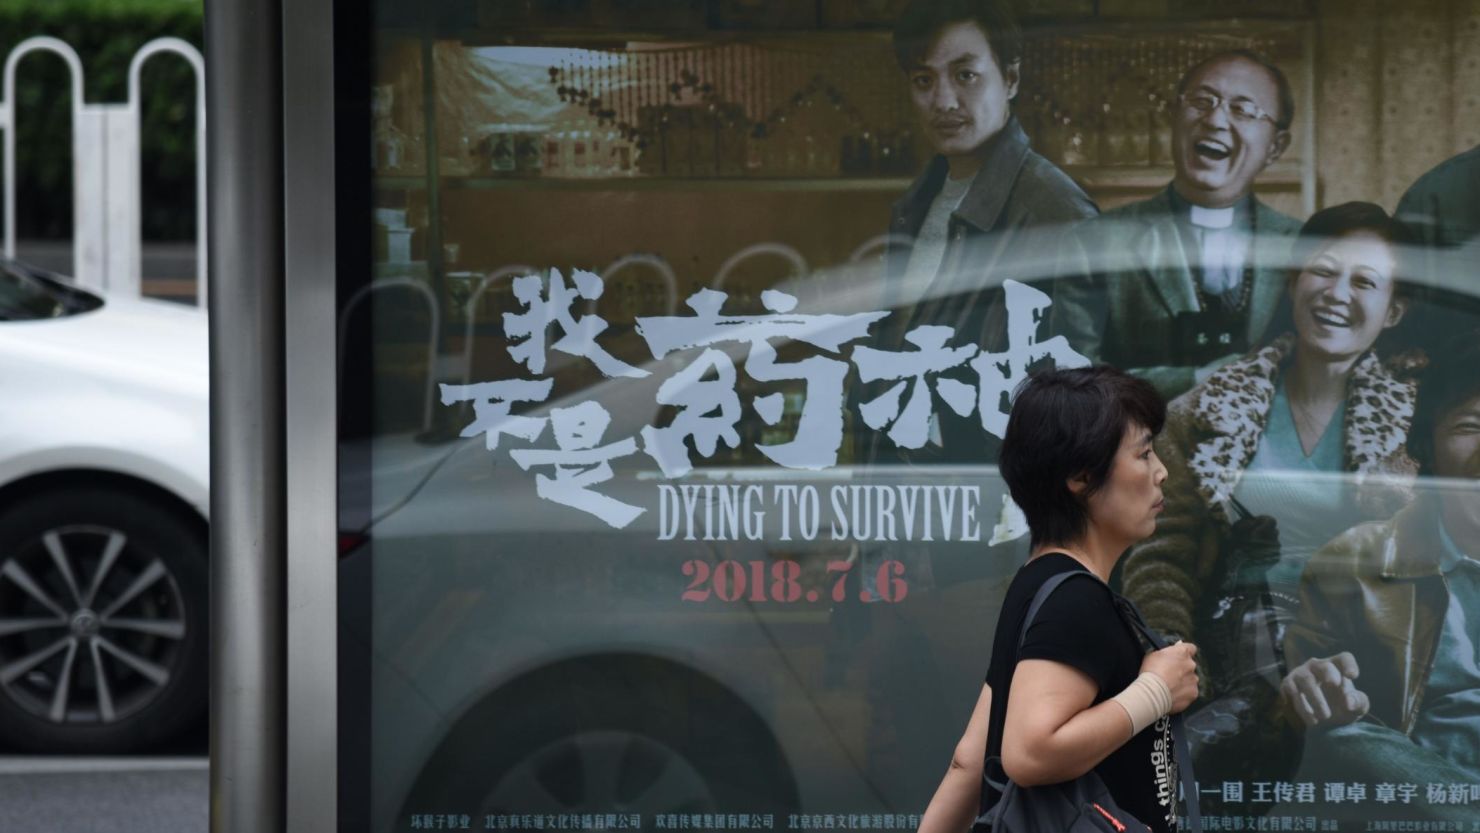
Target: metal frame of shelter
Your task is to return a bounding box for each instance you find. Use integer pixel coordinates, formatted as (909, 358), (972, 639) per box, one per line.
(208, 0), (341, 829)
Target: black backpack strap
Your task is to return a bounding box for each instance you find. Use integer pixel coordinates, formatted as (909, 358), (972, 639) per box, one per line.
(1116, 594), (1204, 833)
(979, 570), (1105, 802)
(1017, 569), (1099, 650)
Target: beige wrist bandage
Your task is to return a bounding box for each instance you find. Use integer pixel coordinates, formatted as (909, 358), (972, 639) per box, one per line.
(1110, 672), (1173, 735)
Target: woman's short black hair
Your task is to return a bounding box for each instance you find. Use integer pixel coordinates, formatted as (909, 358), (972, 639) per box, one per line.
(1290, 201), (1422, 281)
(892, 0), (1023, 75)
(999, 366), (1166, 549)
(1408, 330), (1480, 476)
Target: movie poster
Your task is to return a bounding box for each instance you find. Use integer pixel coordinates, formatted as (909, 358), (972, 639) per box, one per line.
(348, 1), (1480, 830)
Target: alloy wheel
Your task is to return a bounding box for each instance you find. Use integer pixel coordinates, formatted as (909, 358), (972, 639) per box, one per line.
(0, 524), (188, 726)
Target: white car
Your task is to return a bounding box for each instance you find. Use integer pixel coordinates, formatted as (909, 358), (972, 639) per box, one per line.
(0, 261), (209, 753)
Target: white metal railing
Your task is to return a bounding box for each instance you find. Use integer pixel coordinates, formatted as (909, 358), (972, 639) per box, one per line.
(338, 278), (442, 433)
(1, 37), (206, 304)
(461, 264), (537, 387)
(711, 242), (808, 292)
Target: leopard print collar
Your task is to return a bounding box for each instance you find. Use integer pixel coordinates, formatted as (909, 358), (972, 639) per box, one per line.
(1185, 334), (1419, 522)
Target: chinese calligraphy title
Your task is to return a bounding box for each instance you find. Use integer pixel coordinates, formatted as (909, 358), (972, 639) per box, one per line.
(441, 269), (1087, 529)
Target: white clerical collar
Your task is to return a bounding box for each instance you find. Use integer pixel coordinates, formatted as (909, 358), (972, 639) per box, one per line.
(1189, 203), (1236, 229)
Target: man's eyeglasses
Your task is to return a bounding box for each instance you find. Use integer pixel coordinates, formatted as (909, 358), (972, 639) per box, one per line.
(1179, 91), (1278, 126)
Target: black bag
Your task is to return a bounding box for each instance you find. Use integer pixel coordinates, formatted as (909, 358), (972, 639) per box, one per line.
(972, 571), (1203, 833)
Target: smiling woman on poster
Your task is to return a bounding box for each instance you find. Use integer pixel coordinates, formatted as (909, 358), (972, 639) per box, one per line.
(919, 366), (1199, 833)
(1120, 202), (1423, 778)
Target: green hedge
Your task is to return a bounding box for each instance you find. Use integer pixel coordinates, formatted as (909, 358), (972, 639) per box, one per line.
(0, 0), (202, 241)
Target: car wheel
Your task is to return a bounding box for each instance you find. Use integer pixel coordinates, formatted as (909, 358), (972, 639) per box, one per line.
(401, 655), (800, 824)
(0, 488), (207, 752)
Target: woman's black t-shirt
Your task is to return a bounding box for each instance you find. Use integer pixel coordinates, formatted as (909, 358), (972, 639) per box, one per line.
(981, 553), (1179, 833)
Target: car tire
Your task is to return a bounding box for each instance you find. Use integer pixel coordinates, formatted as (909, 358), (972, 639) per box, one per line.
(0, 487), (207, 752)
(400, 655), (800, 824)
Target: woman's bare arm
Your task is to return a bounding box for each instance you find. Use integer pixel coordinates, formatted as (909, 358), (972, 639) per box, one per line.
(998, 659), (1135, 786)
(916, 684), (993, 833)
(1000, 641), (1197, 787)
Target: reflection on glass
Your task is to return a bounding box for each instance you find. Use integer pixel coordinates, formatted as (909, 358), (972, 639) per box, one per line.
(343, 10), (1392, 833)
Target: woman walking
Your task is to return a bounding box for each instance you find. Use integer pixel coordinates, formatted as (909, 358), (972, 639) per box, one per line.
(918, 366), (1199, 833)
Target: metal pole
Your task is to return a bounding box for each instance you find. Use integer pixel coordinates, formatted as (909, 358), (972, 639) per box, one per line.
(206, 0), (284, 830)
(282, 0), (339, 820)
(419, 36), (448, 357)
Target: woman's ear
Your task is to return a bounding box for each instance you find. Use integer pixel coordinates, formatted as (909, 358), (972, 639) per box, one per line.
(1384, 297), (1408, 329)
(1066, 472), (1090, 496)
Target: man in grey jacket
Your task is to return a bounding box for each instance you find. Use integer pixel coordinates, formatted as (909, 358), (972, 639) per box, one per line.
(1051, 50), (1302, 400)
(888, 0), (1096, 305)
(878, 0), (1097, 465)
(837, 2), (1099, 804)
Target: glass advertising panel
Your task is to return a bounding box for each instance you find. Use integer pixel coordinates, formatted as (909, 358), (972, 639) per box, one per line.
(340, 2), (1480, 832)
